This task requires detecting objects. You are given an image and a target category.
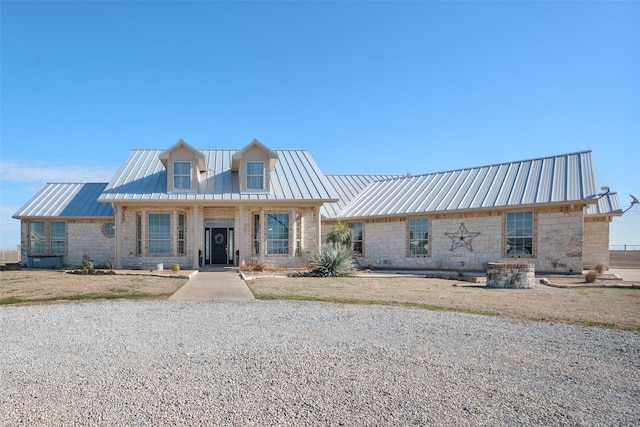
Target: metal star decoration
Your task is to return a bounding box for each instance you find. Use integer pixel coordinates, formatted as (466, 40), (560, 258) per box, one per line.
(445, 223), (480, 251)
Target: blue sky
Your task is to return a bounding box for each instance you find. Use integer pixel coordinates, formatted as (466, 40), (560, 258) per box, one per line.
(1, 1), (638, 249)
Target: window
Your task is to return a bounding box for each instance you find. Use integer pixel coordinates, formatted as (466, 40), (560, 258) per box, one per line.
(247, 161), (264, 189)
(408, 218), (429, 256)
(148, 213), (171, 254)
(253, 214), (261, 255)
(177, 214), (186, 255)
(173, 161), (191, 189)
(29, 221), (46, 255)
(266, 213), (289, 255)
(136, 214), (142, 255)
(506, 211), (533, 255)
(349, 222), (363, 255)
(50, 222), (66, 255)
(28, 221), (66, 255)
(102, 222), (115, 238)
(294, 213), (302, 257)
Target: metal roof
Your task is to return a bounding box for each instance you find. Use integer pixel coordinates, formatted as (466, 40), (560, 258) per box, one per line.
(98, 149), (338, 202)
(13, 183), (114, 218)
(585, 193), (623, 216)
(321, 175), (402, 218)
(335, 151), (599, 219)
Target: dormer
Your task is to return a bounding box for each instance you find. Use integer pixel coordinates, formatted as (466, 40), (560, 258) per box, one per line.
(231, 139), (279, 192)
(159, 139), (207, 192)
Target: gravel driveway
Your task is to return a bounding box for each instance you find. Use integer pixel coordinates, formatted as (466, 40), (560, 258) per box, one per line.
(1, 300), (638, 426)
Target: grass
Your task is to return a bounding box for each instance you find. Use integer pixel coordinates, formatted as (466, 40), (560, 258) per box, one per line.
(0, 291), (175, 306)
(248, 276), (640, 330)
(253, 292), (499, 318)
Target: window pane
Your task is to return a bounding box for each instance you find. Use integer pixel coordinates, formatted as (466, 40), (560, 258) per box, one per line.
(173, 161), (191, 189)
(174, 176), (191, 189)
(174, 162), (190, 174)
(30, 221), (46, 255)
(50, 222), (66, 255)
(348, 222), (363, 255)
(506, 212), (533, 255)
(148, 214), (171, 254)
(267, 213), (289, 255)
(247, 175), (264, 189)
(253, 214), (261, 255)
(408, 218), (429, 256)
(247, 162), (263, 174)
(247, 161), (264, 189)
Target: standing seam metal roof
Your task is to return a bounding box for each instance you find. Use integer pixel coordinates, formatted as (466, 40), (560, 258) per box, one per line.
(12, 183), (114, 218)
(99, 149), (338, 202)
(585, 193), (623, 216)
(333, 151), (599, 219)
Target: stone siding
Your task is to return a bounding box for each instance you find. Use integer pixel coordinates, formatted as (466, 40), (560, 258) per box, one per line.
(66, 220), (115, 267)
(241, 207), (319, 268)
(583, 217), (610, 270)
(486, 263), (535, 288)
(325, 207), (585, 273)
(119, 208), (193, 270)
(19, 219), (115, 268)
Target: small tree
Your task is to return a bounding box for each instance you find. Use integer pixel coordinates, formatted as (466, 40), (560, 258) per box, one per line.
(326, 221), (352, 247)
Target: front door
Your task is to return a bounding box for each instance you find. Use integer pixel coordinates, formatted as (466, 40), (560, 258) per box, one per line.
(210, 228), (228, 264)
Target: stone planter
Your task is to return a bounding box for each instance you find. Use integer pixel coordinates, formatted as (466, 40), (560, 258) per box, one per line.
(486, 262), (535, 289)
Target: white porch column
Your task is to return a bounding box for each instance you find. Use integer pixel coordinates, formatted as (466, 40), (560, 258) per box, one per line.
(238, 205), (245, 266)
(192, 205), (199, 269)
(114, 204), (122, 269)
(316, 205), (322, 252)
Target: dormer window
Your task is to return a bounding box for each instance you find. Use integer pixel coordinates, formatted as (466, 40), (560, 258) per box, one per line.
(246, 161), (265, 189)
(173, 161), (191, 189)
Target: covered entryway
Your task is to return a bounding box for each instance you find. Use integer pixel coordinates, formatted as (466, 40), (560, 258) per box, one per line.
(204, 221), (234, 265)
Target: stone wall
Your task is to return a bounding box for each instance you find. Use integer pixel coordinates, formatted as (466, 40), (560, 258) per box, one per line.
(486, 263), (535, 288)
(583, 217), (610, 269)
(241, 206), (319, 268)
(119, 208), (193, 270)
(66, 220), (115, 267)
(19, 219), (115, 268)
(323, 207), (585, 273)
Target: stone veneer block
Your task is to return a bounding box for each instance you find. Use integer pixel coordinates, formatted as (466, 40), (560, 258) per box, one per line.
(486, 262), (535, 289)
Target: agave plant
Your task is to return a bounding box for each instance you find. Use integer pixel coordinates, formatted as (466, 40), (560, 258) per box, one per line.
(313, 242), (355, 277)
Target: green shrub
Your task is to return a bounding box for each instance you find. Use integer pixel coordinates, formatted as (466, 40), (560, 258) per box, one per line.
(82, 256), (94, 271)
(313, 243), (355, 277)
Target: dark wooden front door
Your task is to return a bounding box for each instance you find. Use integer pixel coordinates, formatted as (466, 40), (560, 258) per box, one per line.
(210, 228), (228, 264)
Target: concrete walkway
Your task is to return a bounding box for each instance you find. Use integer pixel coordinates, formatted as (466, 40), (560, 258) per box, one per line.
(169, 269), (255, 301)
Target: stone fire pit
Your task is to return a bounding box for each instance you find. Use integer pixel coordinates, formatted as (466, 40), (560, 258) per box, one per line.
(486, 262), (535, 289)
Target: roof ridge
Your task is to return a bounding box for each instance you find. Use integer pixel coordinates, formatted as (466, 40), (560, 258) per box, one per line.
(366, 150), (594, 183)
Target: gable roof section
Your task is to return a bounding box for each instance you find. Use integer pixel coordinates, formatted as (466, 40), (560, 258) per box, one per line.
(13, 183), (114, 218)
(99, 148), (338, 202)
(335, 151), (599, 219)
(159, 139), (207, 172)
(585, 192), (623, 217)
(321, 174), (403, 218)
(231, 139), (279, 172)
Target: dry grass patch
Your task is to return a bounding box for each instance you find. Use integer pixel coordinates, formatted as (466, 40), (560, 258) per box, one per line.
(0, 270), (187, 305)
(246, 275), (640, 330)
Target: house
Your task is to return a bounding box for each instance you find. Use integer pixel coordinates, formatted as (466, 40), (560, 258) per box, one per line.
(13, 139), (623, 273)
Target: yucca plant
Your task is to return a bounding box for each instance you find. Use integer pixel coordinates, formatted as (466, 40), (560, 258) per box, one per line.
(313, 242), (355, 277)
